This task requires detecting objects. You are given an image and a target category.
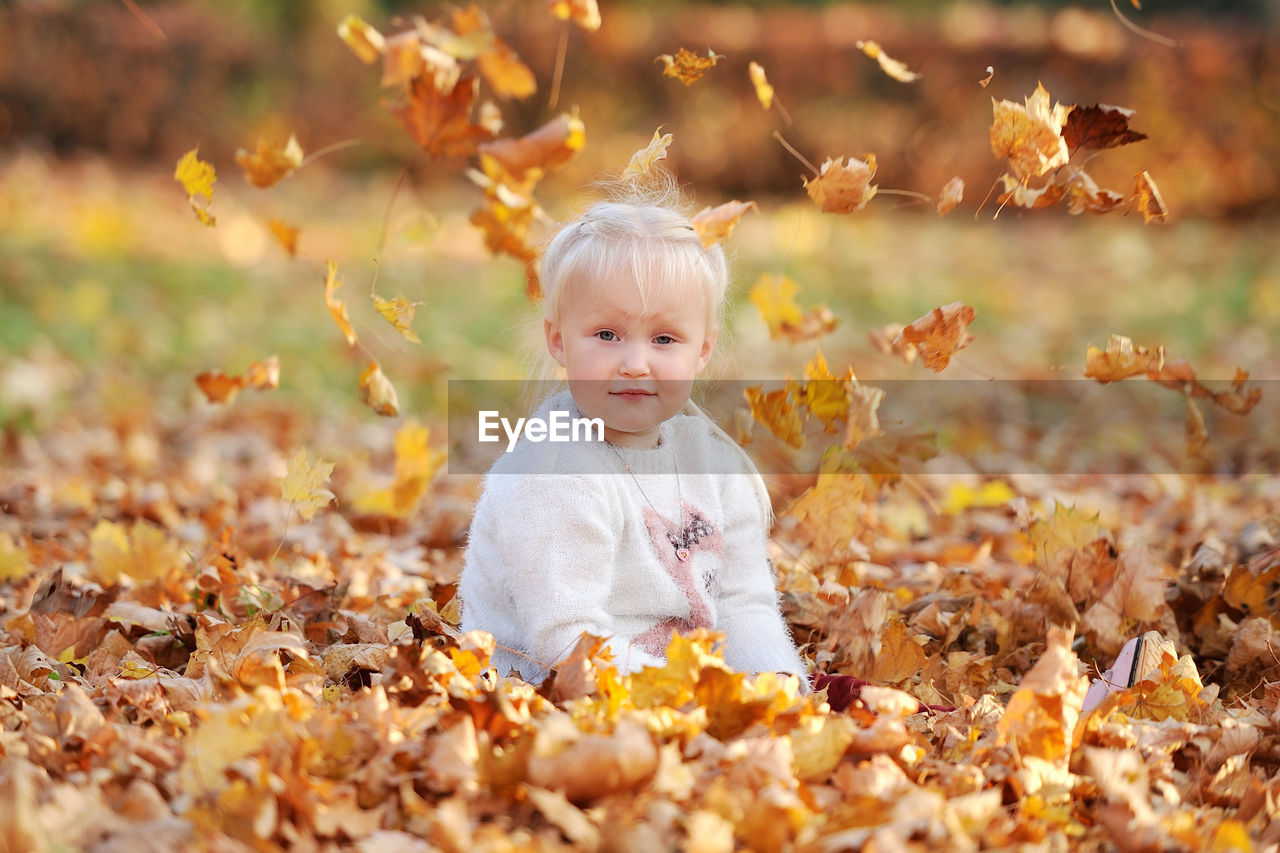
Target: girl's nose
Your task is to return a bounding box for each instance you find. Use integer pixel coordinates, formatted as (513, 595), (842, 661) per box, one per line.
(619, 343), (650, 376)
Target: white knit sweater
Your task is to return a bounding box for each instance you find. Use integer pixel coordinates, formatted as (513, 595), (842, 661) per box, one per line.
(459, 391), (808, 684)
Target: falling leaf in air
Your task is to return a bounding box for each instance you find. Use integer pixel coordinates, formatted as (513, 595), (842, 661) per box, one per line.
(856, 40), (920, 83)
(549, 0), (601, 31)
(623, 128), (674, 179)
(1148, 360), (1261, 415)
(174, 149), (216, 227)
(477, 112), (585, 182)
(386, 74), (494, 159)
(868, 323), (917, 365)
(990, 82), (1073, 182)
(979, 66), (994, 87)
(373, 291), (423, 343)
(1062, 169), (1125, 215)
(657, 48), (722, 86)
(194, 356), (279, 404)
(478, 38), (537, 100)
(748, 62), (774, 109)
(793, 351), (852, 432)
(845, 383), (885, 451)
(245, 355), (279, 390)
(996, 173), (1065, 210)
(268, 219), (299, 256)
(1062, 104), (1148, 154)
(1084, 334), (1165, 383)
(381, 28), (461, 90)
(323, 261), (358, 346)
(894, 302), (977, 372)
(353, 422), (444, 518)
(744, 385), (804, 448)
(1133, 171), (1169, 224)
(804, 155), (878, 214)
(749, 273), (838, 343)
(937, 176), (964, 215)
(468, 167), (545, 298)
(235, 135), (304, 188)
(691, 200), (757, 249)
(337, 14), (385, 64)
(280, 449), (336, 521)
(360, 361), (400, 417)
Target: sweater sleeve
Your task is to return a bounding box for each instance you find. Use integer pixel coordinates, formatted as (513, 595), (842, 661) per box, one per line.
(478, 474), (664, 680)
(713, 474), (809, 682)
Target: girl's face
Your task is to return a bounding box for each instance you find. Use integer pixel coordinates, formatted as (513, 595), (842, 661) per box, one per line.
(545, 275), (717, 449)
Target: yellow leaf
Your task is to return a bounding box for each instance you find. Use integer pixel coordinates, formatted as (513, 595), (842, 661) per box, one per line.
(268, 219), (299, 257)
(235, 135), (304, 188)
(656, 48), (722, 86)
(869, 619), (927, 684)
(0, 533), (32, 582)
(690, 200), (756, 249)
(990, 82), (1073, 182)
(373, 292), (423, 343)
(337, 14), (385, 64)
(548, 0), (601, 32)
(323, 260), (358, 346)
(623, 128), (674, 180)
(856, 40), (920, 83)
(785, 473), (865, 558)
(174, 149), (216, 227)
(353, 422), (444, 519)
(790, 714), (856, 781)
(744, 385), (803, 449)
(749, 273), (838, 343)
(748, 61), (774, 109)
(941, 480), (1016, 515)
(280, 448), (336, 521)
(359, 361), (400, 417)
(795, 350), (851, 432)
(88, 520), (184, 585)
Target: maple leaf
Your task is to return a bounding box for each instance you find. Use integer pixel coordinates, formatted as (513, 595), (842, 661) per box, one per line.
(936, 176), (964, 215)
(690, 200), (756, 249)
(744, 385), (803, 448)
(856, 40), (920, 83)
(1084, 334), (1164, 383)
(174, 148), (216, 227)
(549, 0), (601, 31)
(997, 626), (1086, 762)
(1133, 170), (1169, 224)
(88, 520), (185, 585)
(235, 135), (303, 188)
(352, 422), (443, 519)
(337, 14), (385, 64)
(623, 128), (674, 180)
(359, 361), (400, 417)
(373, 291), (423, 343)
(477, 112), (585, 183)
(1062, 104), (1148, 154)
(267, 219), (299, 256)
(386, 74), (493, 159)
(893, 302), (977, 372)
(749, 273), (838, 343)
(280, 448), (336, 521)
(748, 62), (774, 109)
(804, 155), (878, 214)
(477, 38), (537, 100)
(990, 82), (1073, 182)
(795, 350), (852, 432)
(657, 48), (722, 86)
(323, 260), (358, 347)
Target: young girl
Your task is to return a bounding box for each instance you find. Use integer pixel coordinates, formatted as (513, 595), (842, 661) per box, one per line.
(458, 189), (810, 686)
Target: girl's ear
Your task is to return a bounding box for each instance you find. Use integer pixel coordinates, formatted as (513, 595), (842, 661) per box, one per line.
(545, 318), (568, 367)
(696, 326), (719, 373)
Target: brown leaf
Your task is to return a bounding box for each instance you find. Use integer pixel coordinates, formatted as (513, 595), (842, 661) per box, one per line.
(1063, 104), (1148, 154)
(869, 620), (927, 684)
(195, 371), (245, 404)
(804, 155), (878, 214)
(1063, 169), (1126, 215)
(867, 323), (917, 365)
(894, 302), (977, 372)
(1148, 359), (1262, 415)
(997, 173), (1066, 210)
(1133, 170), (1169, 224)
(656, 48), (722, 86)
(1084, 333), (1165, 383)
(386, 74), (494, 159)
(690, 200), (756, 249)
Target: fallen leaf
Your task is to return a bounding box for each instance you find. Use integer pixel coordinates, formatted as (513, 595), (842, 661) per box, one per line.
(324, 260), (359, 347)
(1133, 171), (1169, 224)
(623, 128), (674, 179)
(804, 155), (878, 214)
(88, 520), (185, 585)
(990, 82), (1073, 182)
(856, 40), (920, 83)
(657, 48), (722, 86)
(235, 135), (304, 188)
(280, 448), (336, 521)
(894, 302), (977, 372)
(549, 0), (601, 32)
(174, 149), (216, 227)
(337, 14), (385, 64)
(360, 361), (400, 417)
(373, 292), (423, 343)
(1063, 104), (1148, 154)
(937, 176), (964, 215)
(748, 62), (774, 109)
(1084, 334), (1165, 383)
(690, 200), (756, 249)
(0, 533), (31, 582)
(870, 620), (927, 684)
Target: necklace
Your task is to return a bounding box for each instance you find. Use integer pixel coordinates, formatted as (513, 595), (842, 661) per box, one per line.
(608, 442), (690, 562)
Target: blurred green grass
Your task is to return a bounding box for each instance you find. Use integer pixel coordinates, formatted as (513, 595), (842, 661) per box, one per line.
(2, 151), (1278, 435)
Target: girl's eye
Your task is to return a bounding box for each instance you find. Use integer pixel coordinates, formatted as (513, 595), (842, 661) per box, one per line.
(596, 330), (617, 342)
(653, 334), (675, 345)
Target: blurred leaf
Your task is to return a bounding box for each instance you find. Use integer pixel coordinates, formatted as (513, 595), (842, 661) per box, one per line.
(748, 62), (774, 109)
(174, 149), (216, 227)
(804, 155), (877, 214)
(657, 48), (722, 86)
(856, 40), (920, 83)
(280, 448), (335, 521)
(323, 260), (358, 347)
(690, 200), (756, 249)
(893, 302), (977, 372)
(990, 83), (1072, 182)
(359, 361), (400, 417)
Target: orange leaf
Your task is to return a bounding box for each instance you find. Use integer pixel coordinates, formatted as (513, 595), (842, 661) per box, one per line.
(990, 82), (1073, 181)
(268, 219), (299, 257)
(195, 371), (245, 404)
(1084, 333), (1165, 383)
(1133, 170), (1169, 224)
(1062, 104), (1147, 154)
(548, 0), (601, 32)
(748, 61), (774, 109)
(623, 128), (674, 180)
(360, 361), (400, 417)
(690, 200), (756, 249)
(869, 620), (927, 684)
(380, 29), (459, 90)
(477, 112), (585, 182)
(656, 48), (722, 86)
(478, 38), (537, 100)
(804, 155), (877, 214)
(235, 135), (303, 188)
(337, 14), (385, 64)
(386, 74), (494, 159)
(844, 383), (885, 451)
(979, 65), (994, 87)
(785, 473), (865, 558)
(1148, 359), (1262, 415)
(936, 176), (964, 215)
(743, 385), (803, 448)
(323, 260), (358, 346)
(894, 302), (976, 372)
(856, 40), (920, 83)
